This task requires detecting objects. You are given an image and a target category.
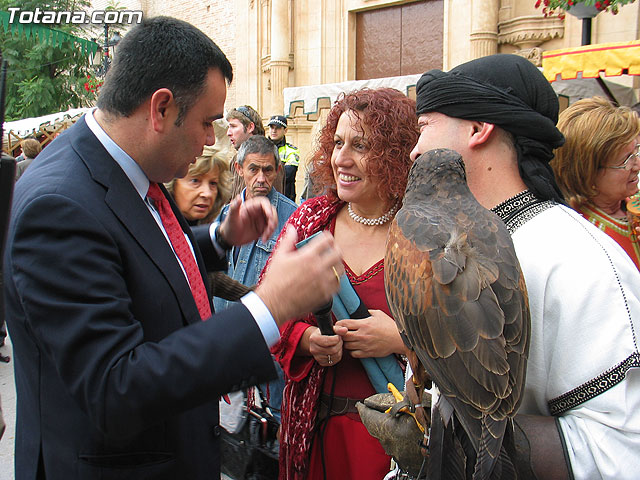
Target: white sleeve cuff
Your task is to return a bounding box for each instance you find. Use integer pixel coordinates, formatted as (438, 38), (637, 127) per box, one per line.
(209, 221), (226, 258)
(240, 291), (280, 348)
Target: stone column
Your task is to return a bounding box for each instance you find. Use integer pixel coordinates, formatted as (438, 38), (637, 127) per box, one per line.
(470, 0), (500, 59)
(270, 0), (289, 115)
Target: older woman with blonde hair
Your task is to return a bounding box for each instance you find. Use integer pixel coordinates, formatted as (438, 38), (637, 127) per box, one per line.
(166, 154), (248, 301)
(166, 154), (231, 225)
(551, 96), (640, 269)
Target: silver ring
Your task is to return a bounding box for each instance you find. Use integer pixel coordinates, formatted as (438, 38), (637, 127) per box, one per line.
(327, 354), (333, 365)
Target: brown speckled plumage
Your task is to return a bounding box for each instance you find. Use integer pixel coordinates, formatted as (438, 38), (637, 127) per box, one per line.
(385, 149), (530, 480)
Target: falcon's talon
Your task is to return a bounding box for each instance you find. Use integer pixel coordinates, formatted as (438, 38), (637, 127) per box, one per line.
(388, 382), (404, 402)
(383, 383), (426, 433)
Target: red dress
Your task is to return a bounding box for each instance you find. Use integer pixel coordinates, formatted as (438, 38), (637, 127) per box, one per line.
(266, 196), (398, 480)
(306, 258), (392, 480)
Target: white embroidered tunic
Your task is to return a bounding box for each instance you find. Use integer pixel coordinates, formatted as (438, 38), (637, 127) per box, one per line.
(493, 191), (640, 480)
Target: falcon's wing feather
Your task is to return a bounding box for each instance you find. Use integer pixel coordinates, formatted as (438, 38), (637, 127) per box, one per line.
(435, 297), (481, 352)
(469, 333), (509, 375)
(429, 348), (502, 411)
(475, 415), (508, 479)
(456, 274), (504, 339)
(425, 308), (457, 358)
(386, 219), (438, 353)
(430, 244), (467, 285)
(459, 349), (511, 399)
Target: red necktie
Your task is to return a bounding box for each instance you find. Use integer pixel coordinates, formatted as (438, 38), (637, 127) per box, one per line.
(147, 182), (212, 321)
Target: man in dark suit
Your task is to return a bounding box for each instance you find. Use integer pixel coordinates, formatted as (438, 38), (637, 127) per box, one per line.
(3, 17), (343, 480)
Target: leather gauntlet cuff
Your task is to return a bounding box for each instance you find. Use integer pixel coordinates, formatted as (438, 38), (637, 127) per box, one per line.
(506, 415), (573, 480)
(554, 417), (575, 480)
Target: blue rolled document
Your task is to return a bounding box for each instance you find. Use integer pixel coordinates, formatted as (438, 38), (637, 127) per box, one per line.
(331, 275), (404, 393)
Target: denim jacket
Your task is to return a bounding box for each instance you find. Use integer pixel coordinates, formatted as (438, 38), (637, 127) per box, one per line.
(214, 188), (297, 313)
(214, 187), (297, 418)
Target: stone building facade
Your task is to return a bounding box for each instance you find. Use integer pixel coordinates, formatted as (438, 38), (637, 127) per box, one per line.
(102, 0), (640, 200)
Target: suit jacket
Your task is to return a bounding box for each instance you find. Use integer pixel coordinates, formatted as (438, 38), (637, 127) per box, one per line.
(3, 116), (277, 480)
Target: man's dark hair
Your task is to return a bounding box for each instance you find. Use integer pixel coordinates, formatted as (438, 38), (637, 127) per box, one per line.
(237, 135), (280, 169)
(97, 16), (233, 125)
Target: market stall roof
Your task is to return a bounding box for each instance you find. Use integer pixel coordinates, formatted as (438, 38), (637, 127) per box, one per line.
(283, 74), (421, 118)
(552, 76), (636, 106)
(3, 107), (91, 137)
(542, 40), (640, 82)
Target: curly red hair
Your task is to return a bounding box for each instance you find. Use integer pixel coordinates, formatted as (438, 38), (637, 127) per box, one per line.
(311, 87), (419, 200)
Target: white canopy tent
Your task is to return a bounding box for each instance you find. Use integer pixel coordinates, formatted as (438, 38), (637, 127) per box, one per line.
(3, 107), (91, 137)
(2, 107), (92, 156)
(283, 74), (421, 118)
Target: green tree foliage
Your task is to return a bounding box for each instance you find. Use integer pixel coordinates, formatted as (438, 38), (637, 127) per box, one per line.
(0, 0), (99, 120)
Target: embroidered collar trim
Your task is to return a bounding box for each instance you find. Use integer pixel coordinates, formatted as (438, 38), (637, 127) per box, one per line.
(491, 190), (556, 234)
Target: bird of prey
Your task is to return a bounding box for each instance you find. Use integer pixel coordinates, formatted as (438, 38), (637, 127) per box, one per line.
(385, 148), (530, 480)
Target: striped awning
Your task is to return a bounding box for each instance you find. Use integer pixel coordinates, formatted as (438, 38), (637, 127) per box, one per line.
(542, 41), (640, 82)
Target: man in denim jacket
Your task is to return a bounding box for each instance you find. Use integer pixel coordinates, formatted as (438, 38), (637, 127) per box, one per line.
(215, 135), (298, 422)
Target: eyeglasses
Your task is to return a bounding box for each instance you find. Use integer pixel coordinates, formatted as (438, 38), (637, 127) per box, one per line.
(604, 143), (640, 170)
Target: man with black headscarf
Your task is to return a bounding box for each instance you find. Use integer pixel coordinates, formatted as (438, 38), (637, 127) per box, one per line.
(407, 54), (640, 480)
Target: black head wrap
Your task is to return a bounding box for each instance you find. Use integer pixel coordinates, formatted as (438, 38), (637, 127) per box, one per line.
(416, 54), (565, 204)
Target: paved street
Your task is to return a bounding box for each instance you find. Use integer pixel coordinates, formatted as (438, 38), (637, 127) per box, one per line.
(0, 337), (15, 480)
(0, 337), (239, 480)
(0, 337), (236, 480)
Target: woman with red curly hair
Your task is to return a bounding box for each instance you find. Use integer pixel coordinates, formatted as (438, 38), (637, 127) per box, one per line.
(266, 88), (419, 479)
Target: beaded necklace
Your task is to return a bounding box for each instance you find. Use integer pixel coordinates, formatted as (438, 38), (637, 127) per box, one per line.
(347, 200), (400, 226)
